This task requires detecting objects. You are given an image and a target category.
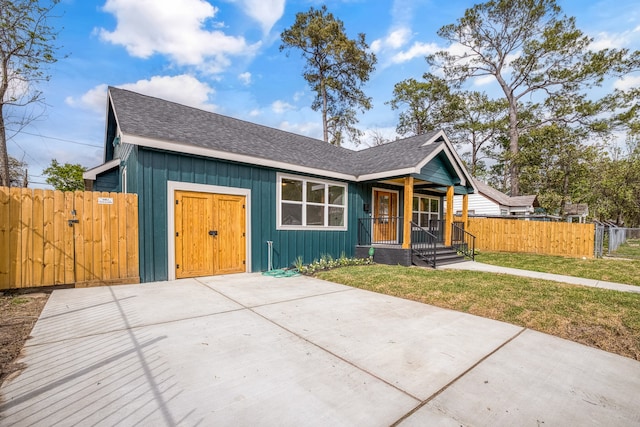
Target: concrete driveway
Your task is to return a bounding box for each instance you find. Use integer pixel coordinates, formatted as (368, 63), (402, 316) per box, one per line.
(1, 273), (639, 426)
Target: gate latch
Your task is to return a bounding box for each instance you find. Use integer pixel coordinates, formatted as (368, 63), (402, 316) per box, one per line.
(68, 219), (79, 227)
(208, 230), (218, 236)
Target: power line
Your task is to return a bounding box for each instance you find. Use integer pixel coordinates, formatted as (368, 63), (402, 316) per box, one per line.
(7, 128), (103, 148)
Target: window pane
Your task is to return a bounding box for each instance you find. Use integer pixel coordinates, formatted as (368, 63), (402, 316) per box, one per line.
(282, 179), (302, 201)
(328, 185), (345, 205)
(420, 198), (429, 212)
(328, 207), (344, 226)
(307, 205), (324, 226)
(430, 199), (439, 213)
(281, 203), (302, 225)
(420, 213), (429, 227)
(307, 182), (325, 203)
(412, 212), (418, 224)
(412, 197), (418, 210)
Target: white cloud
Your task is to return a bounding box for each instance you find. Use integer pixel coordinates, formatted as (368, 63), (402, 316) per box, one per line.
(67, 75), (217, 112)
(97, 0), (260, 73)
(278, 120), (322, 139)
(271, 100), (295, 114)
(238, 72), (252, 85)
(293, 91), (305, 102)
(614, 74), (640, 91)
(391, 41), (440, 63)
(65, 84), (110, 112)
(591, 26), (640, 50)
(230, 0), (285, 34)
(371, 27), (411, 53)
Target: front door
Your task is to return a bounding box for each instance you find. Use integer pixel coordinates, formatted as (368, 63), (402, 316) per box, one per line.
(175, 191), (246, 278)
(373, 189), (398, 243)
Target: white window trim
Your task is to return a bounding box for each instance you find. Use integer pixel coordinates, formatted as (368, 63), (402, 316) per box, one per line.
(276, 173), (348, 231)
(166, 181), (252, 280)
(412, 194), (440, 227)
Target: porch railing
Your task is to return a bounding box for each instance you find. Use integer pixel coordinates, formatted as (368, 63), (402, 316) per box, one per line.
(410, 221), (437, 268)
(451, 222), (476, 261)
(357, 216), (403, 245)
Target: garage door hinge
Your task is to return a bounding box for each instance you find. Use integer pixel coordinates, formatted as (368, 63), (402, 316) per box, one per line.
(176, 232), (179, 237)
(176, 200), (179, 205)
(243, 204), (245, 209)
(176, 264), (180, 269)
(243, 260), (246, 265)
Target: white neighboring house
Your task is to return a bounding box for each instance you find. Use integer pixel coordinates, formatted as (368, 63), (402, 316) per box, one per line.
(450, 178), (539, 217)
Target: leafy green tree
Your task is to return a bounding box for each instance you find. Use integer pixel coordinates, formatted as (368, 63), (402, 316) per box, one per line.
(43, 159), (85, 191)
(449, 91), (508, 177)
(0, 0), (62, 186)
(387, 74), (457, 137)
(590, 140), (640, 226)
(280, 5), (376, 146)
(8, 155), (27, 187)
(428, 0), (635, 196)
(518, 124), (600, 214)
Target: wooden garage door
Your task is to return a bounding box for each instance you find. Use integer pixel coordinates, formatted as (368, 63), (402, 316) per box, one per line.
(175, 191), (246, 279)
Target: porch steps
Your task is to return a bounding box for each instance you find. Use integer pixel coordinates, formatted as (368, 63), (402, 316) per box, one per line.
(412, 245), (466, 267)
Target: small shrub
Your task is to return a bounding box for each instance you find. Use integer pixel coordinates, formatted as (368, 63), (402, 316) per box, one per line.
(295, 255), (374, 275)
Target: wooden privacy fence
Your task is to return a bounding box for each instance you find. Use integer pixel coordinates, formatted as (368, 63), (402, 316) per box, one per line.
(466, 217), (595, 258)
(0, 187), (139, 290)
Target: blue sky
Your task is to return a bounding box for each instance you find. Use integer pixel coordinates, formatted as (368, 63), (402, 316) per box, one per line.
(8, 0), (640, 187)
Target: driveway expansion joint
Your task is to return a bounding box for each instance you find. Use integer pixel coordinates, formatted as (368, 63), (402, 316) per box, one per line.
(390, 326), (528, 426)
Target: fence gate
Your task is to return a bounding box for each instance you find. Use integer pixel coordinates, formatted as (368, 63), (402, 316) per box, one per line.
(0, 187), (139, 290)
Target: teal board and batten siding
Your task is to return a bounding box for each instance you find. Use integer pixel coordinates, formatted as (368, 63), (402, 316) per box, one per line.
(128, 147), (363, 283)
(415, 152), (459, 187)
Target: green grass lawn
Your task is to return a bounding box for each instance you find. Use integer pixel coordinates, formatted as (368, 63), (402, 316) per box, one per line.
(475, 251), (640, 286)
(317, 265), (640, 361)
(611, 238), (640, 259)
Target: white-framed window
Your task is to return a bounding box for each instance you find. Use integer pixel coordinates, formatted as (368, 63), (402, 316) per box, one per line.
(277, 173), (347, 230)
(412, 195), (440, 227)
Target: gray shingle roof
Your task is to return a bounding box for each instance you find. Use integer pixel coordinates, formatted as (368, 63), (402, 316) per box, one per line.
(108, 87), (450, 179)
(473, 178), (537, 208)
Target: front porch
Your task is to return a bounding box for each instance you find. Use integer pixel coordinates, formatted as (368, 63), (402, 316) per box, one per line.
(356, 216), (475, 268)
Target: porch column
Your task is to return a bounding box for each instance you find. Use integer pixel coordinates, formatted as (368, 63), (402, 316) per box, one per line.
(445, 186), (454, 246)
(402, 176), (414, 249)
(461, 193), (469, 229)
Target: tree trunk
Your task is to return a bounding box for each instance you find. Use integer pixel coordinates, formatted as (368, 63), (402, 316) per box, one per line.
(0, 109), (9, 187)
(321, 81), (328, 143)
(508, 102), (519, 196)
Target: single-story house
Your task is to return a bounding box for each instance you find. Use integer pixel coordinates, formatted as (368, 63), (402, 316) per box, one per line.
(451, 178), (538, 217)
(84, 87), (476, 283)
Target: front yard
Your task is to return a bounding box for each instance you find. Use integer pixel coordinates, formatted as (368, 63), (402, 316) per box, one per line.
(475, 251), (640, 286)
(317, 265), (640, 361)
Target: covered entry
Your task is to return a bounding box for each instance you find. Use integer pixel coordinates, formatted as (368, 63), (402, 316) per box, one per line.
(174, 190), (246, 278)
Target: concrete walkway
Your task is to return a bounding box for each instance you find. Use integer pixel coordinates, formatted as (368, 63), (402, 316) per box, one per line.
(1, 274), (639, 426)
(438, 261), (640, 293)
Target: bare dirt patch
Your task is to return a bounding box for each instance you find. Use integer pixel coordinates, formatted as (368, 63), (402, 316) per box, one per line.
(0, 291), (49, 385)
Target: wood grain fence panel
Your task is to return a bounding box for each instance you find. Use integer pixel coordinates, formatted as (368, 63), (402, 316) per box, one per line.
(0, 188), (9, 287)
(43, 190), (55, 284)
(93, 193), (111, 280)
(126, 194), (139, 279)
(117, 193), (127, 279)
(21, 189), (33, 288)
(8, 188), (21, 288)
(109, 193), (119, 280)
(32, 189), (45, 286)
(64, 192), (75, 284)
(467, 217), (595, 258)
(1, 188), (139, 289)
(53, 190), (65, 284)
